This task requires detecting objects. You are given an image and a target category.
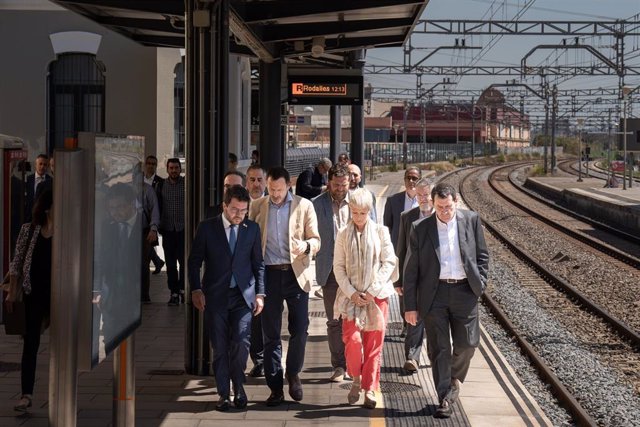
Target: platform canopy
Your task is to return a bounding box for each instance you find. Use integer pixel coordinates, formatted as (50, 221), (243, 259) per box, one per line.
(52, 0), (428, 64)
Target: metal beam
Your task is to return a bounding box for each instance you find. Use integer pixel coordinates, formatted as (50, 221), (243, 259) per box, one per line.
(95, 16), (184, 34)
(239, 0), (424, 24)
(285, 35), (403, 57)
(411, 19), (640, 36)
(260, 17), (414, 42)
(132, 34), (184, 48)
(364, 64), (640, 75)
(59, 0), (184, 16)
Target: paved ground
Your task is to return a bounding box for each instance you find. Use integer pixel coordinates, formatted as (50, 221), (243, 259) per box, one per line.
(0, 166), (550, 426)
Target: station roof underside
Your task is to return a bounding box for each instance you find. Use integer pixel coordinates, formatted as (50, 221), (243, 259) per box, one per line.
(52, 1), (428, 64)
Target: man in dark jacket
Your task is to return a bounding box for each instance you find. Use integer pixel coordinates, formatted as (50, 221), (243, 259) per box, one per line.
(295, 158), (331, 199)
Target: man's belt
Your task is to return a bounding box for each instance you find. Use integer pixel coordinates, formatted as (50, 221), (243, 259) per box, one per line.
(266, 264), (292, 271)
(439, 278), (468, 284)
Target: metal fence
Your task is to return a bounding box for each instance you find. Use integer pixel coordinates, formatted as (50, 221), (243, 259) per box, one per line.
(284, 141), (498, 175)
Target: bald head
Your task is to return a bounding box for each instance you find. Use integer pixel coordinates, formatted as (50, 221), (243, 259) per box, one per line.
(348, 164), (362, 190)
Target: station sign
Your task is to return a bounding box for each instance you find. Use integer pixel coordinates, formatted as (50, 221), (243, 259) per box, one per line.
(288, 75), (363, 105)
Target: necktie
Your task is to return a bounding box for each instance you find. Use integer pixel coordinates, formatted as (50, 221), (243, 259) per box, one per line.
(119, 223), (129, 241)
(229, 225), (237, 288)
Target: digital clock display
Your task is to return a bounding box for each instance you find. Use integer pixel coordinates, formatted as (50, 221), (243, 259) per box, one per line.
(288, 75), (363, 105)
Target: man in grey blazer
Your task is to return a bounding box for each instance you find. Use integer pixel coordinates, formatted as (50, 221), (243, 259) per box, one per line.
(395, 178), (433, 373)
(403, 182), (489, 419)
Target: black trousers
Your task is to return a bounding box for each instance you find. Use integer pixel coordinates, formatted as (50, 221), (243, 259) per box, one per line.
(161, 229), (184, 294)
(21, 293), (50, 396)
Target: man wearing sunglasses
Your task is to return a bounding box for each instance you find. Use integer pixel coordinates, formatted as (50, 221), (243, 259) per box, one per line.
(383, 166), (422, 250)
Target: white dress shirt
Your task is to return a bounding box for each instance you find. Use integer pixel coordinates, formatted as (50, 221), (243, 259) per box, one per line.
(436, 213), (466, 280)
(403, 193), (418, 213)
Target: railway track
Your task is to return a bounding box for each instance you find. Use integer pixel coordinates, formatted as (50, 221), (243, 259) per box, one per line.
(444, 165), (640, 425)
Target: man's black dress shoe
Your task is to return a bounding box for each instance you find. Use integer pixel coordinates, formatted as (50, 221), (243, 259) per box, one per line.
(248, 363), (264, 378)
(434, 399), (452, 418)
(285, 372), (303, 402)
(265, 390), (284, 407)
(234, 389), (248, 409)
(153, 260), (165, 275)
(216, 396), (231, 412)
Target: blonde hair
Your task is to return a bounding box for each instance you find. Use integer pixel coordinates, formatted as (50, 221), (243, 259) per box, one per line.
(349, 188), (373, 211)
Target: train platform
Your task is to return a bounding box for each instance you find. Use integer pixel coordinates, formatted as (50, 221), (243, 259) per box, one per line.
(0, 167), (551, 426)
(524, 176), (640, 234)
(0, 271), (551, 427)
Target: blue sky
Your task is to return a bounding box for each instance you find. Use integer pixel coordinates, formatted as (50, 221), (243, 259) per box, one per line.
(365, 0), (640, 104)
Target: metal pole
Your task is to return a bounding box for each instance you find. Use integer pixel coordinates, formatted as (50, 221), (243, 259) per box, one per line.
(113, 335), (135, 427)
(544, 93), (549, 174)
(576, 118), (584, 182)
(623, 96), (628, 190)
(551, 85), (558, 172)
(577, 128), (583, 182)
(471, 98), (476, 164)
(403, 101), (408, 170)
(329, 105), (341, 163)
(49, 149), (84, 427)
(608, 109), (612, 182)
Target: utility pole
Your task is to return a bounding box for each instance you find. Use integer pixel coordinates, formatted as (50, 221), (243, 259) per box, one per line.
(577, 118), (584, 182)
(403, 100), (409, 170)
(551, 84), (558, 173)
(471, 97), (476, 164)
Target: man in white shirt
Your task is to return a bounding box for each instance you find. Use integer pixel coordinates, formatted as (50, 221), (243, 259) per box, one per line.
(403, 182), (489, 419)
(383, 166), (421, 250)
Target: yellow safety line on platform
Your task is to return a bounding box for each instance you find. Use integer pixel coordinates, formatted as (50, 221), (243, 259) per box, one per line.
(377, 185), (389, 198)
(369, 388), (385, 427)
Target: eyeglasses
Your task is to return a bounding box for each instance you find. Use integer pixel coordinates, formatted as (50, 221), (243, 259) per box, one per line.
(228, 207), (248, 216)
(404, 176), (420, 182)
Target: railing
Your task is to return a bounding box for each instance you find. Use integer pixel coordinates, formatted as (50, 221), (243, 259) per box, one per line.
(284, 141), (499, 176)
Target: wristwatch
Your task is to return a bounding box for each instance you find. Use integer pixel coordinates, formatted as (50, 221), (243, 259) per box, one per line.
(304, 241), (311, 255)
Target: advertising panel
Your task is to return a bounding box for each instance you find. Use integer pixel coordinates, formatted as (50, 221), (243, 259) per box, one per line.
(77, 133), (144, 369)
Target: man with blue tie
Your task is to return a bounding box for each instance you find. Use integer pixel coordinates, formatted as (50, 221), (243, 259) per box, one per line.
(188, 185), (265, 412)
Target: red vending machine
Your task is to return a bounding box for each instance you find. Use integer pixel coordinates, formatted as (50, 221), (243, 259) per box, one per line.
(1, 135), (28, 322)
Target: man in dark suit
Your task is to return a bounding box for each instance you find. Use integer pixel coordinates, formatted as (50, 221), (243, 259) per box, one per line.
(24, 154), (52, 223)
(245, 165), (267, 378)
(383, 166), (421, 251)
(98, 183), (143, 355)
(188, 185), (265, 411)
(313, 164), (374, 383)
(144, 155), (165, 273)
(403, 182), (489, 419)
(295, 158), (331, 199)
(395, 178), (433, 374)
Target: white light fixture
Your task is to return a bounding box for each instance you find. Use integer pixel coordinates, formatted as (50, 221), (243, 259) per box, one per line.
(311, 36), (325, 58)
(49, 31), (102, 55)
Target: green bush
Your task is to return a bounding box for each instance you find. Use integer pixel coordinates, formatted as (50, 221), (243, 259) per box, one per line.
(529, 164), (546, 176)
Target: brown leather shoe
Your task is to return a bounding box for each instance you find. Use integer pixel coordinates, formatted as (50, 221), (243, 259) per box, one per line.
(285, 372), (303, 401)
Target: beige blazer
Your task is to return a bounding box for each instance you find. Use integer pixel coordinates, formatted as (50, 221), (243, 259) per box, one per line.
(249, 194), (321, 292)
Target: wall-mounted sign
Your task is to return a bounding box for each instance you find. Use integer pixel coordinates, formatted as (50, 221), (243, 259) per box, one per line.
(288, 75), (363, 105)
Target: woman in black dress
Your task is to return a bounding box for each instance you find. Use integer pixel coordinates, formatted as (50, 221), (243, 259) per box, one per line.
(7, 189), (53, 412)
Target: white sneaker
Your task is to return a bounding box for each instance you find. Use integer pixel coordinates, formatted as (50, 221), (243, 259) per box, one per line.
(329, 366), (345, 382)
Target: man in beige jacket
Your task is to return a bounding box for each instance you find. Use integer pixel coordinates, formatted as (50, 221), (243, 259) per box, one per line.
(249, 166), (320, 406)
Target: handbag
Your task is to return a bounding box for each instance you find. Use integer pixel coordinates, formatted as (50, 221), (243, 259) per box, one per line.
(3, 224), (35, 335)
(3, 302), (27, 335)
